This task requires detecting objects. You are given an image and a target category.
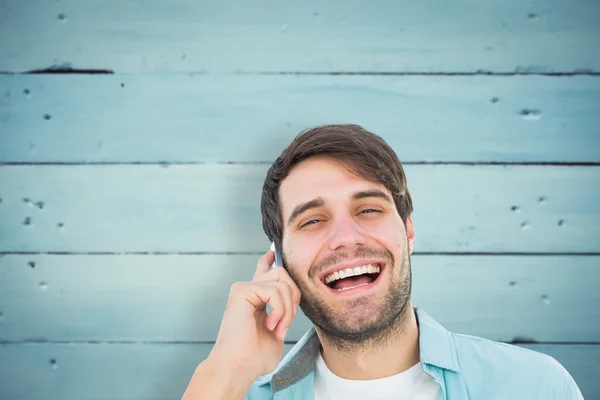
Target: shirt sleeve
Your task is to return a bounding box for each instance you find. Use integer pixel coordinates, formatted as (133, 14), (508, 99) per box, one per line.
(559, 368), (584, 399)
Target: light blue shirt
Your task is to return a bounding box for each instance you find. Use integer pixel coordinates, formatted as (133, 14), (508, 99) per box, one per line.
(246, 308), (583, 399)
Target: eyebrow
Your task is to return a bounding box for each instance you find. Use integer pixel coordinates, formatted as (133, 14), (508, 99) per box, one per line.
(351, 189), (393, 203)
(286, 189), (393, 227)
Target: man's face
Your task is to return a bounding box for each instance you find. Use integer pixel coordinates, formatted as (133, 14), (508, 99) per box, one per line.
(279, 156), (415, 343)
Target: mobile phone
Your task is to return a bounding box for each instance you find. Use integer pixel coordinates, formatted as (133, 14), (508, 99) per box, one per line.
(270, 241), (283, 269)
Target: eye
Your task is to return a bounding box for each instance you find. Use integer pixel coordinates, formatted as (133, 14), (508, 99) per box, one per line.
(300, 219), (321, 228)
(360, 208), (381, 214)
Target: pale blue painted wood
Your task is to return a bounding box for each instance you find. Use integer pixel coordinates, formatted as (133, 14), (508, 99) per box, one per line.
(0, 165), (597, 253)
(1, 75), (599, 163)
(0, 0), (597, 398)
(0, 343), (596, 399)
(0, 255), (597, 342)
(0, 0), (598, 73)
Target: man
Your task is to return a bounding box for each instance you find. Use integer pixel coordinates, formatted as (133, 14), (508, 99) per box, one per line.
(183, 125), (583, 399)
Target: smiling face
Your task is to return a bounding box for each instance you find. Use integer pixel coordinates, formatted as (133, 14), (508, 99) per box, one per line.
(279, 156), (415, 345)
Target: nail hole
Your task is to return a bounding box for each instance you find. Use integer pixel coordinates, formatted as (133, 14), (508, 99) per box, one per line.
(527, 13), (538, 19)
(23, 89), (31, 95)
(490, 97), (500, 104)
(541, 294), (551, 305)
(23, 217), (32, 226)
(558, 219), (565, 226)
(28, 261), (36, 268)
(50, 359), (58, 369)
(511, 205), (520, 212)
(520, 221), (530, 230)
(39, 281), (48, 290)
(519, 109), (541, 120)
(538, 196), (547, 204)
(43, 114), (52, 121)
(35, 201), (45, 210)
(57, 222), (65, 228)
(120, 83), (125, 88)
(181, 54), (187, 60)
(509, 280), (518, 287)
(57, 13), (67, 21)
(22, 198), (31, 204)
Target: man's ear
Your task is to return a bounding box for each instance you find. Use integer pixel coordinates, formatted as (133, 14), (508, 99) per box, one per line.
(406, 216), (415, 254)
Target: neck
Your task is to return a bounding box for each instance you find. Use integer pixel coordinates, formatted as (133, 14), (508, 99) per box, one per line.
(315, 304), (420, 380)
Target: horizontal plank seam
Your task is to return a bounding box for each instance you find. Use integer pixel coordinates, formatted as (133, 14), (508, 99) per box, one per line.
(1, 70), (600, 76)
(1, 252), (599, 256)
(1, 162), (600, 167)
(1, 340), (599, 345)
(258, 71), (600, 77)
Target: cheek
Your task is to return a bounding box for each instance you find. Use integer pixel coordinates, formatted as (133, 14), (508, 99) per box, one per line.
(373, 219), (405, 243)
(285, 243), (312, 274)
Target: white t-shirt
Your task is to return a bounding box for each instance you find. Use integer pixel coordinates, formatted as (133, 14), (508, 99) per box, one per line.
(314, 352), (440, 400)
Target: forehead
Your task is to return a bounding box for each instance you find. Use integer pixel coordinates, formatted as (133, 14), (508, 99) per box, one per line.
(279, 157), (389, 215)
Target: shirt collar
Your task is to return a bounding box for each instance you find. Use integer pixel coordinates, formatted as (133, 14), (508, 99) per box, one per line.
(414, 307), (460, 372)
(261, 307), (460, 391)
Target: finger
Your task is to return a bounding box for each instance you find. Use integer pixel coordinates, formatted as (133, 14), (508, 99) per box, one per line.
(272, 281), (295, 339)
(254, 250), (275, 280)
(255, 267), (301, 308)
(250, 283), (289, 333)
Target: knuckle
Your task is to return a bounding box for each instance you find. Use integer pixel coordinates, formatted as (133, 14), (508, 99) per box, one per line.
(230, 281), (245, 293)
(276, 281), (292, 296)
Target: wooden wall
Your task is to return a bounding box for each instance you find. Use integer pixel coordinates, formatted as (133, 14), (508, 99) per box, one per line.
(0, 1), (598, 398)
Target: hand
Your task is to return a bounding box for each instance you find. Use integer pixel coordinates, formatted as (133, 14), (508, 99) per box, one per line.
(208, 249), (302, 380)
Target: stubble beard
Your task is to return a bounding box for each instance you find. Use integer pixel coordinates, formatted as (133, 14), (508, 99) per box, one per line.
(284, 245), (413, 354)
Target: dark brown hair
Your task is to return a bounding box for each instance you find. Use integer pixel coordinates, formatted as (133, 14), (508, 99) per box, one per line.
(261, 124), (413, 251)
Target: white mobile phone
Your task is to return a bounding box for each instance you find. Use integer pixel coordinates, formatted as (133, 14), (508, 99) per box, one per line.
(270, 241), (283, 269)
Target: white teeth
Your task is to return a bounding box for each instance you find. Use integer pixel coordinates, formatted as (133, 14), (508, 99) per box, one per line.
(324, 263), (382, 285)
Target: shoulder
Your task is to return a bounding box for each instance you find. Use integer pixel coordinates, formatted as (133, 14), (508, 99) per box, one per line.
(452, 332), (559, 370)
(451, 333), (582, 398)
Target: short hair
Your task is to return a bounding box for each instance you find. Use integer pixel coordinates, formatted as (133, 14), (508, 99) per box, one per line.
(261, 124), (413, 251)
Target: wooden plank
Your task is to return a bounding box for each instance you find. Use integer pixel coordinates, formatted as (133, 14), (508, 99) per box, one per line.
(1, 75), (599, 163)
(0, 343), (596, 399)
(0, 255), (598, 342)
(0, 0), (598, 73)
(0, 165), (598, 253)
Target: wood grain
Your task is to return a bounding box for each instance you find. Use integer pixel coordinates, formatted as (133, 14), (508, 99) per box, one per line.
(0, 0), (598, 73)
(1, 254), (597, 342)
(0, 342), (596, 399)
(0, 164), (597, 253)
(1, 75), (599, 163)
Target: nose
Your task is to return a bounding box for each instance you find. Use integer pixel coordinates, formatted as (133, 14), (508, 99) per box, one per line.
(327, 214), (368, 251)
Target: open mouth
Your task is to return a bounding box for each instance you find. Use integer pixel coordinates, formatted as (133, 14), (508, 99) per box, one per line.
(323, 263), (384, 293)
